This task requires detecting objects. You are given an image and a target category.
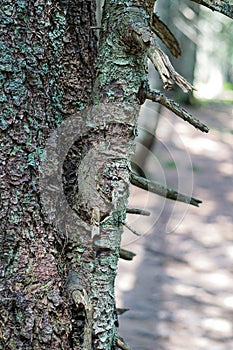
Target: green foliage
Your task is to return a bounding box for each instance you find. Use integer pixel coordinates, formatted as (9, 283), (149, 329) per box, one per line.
(223, 81), (233, 90)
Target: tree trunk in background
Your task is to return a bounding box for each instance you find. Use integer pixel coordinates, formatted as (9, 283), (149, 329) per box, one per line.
(0, 1), (97, 348)
(155, 0), (200, 103)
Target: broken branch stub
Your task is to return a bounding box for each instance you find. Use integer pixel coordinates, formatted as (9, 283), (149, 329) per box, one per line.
(146, 89), (209, 133)
(119, 248), (136, 261)
(126, 207), (151, 216)
(151, 13), (182, 57)
(131, 22), (193, 93)
(148, 44), (194, 92)
(130, 172), (202, 207)
(116, 334), (132, 350)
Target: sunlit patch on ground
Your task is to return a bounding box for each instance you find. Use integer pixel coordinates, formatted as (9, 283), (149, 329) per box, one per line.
(116, 103), (233, 349)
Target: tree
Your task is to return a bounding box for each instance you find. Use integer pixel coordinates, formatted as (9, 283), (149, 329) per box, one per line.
(0, 1), (232, 349)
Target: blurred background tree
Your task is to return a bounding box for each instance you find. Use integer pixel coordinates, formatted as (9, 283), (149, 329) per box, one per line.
(194, 6), (233, 100)
(133, 0), (233, 175)
(152, 0), (233, 101)
(152, 0), (200, 103)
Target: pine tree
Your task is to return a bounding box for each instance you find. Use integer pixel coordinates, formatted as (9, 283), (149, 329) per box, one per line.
(0, 1), (232, 349)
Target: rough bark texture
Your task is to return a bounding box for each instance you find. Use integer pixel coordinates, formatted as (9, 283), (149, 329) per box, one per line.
(0, 0), (97, 348)
(1, 0), (233, 349)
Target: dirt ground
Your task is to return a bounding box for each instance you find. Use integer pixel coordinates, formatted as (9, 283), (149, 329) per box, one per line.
(116, 103), (233, 350)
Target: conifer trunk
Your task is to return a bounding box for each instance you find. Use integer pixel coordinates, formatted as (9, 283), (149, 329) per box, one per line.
(0, 1), (97, 348)
(1, 0), (232, 349)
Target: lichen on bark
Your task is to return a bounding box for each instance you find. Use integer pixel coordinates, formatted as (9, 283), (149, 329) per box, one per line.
(1, 0), (233, 349)
(0, 0), (97, 349)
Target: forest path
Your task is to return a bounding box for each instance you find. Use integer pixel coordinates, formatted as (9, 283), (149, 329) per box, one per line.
(116, 103), (233, 350)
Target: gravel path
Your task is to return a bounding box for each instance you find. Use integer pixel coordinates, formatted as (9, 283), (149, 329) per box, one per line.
(116, 103), (233, 350)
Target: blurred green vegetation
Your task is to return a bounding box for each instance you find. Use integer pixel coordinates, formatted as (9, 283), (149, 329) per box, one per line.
(223, 82), (233, 91)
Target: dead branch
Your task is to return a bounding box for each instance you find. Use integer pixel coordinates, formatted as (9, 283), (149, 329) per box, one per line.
(130, 173), (202, 207)
(146, 89), (209, 133)
(191, 0), (233, 19)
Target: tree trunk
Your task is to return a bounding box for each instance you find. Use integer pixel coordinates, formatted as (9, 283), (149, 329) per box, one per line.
(1, 0), (232, 349)
(0, 1), (97, 348)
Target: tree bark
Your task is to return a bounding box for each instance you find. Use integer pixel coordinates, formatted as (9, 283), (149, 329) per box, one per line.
(1, 0), (232, 349)
(0, 0), (97, 348)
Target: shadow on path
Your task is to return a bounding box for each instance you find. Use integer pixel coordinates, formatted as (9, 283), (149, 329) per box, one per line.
(116, 103), (233, 350)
